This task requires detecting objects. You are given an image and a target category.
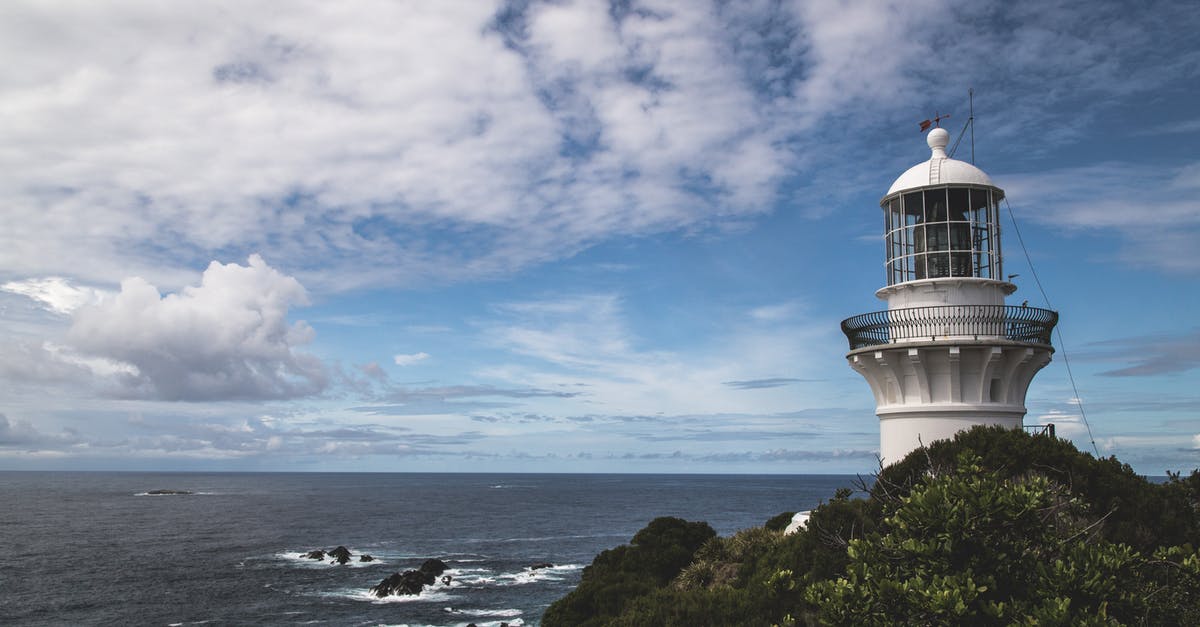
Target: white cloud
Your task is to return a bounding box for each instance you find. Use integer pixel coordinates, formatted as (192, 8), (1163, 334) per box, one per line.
(65, 255), (326, 401)
(0, 413), (80, 448)
(0, 277), (107, 314)
(0, 1), (1192, 292)
(750, 301), (801, 322)
(479, 292), (839, 416)
(393, 352), (430, 366)
(1002, 161), (1200, 273)
(0, 1), (801, 292)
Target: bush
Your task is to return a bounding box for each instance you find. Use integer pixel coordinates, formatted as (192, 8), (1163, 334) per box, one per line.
(764, 511), (796, 532)
(546, 427), (1200, 626)
(541, 517), (715, 627)
(807, 452), (1200, 625)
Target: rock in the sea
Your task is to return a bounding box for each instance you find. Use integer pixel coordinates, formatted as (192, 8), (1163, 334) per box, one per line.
(441, 575), (453, 585)
(529, 562), (554, 570)
(303, 550), (326, 560)
(369, 558), (450, 597)
(370, 570), (429, 597)
(146, 489), (193, 495)
(359, 554), (375, 562)
(328, 546), (352, 565)
(419, 558), (448, 576)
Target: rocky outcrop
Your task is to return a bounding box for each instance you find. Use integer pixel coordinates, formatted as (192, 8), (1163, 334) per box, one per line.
(299, 546), (375, 564)
(529, 562), (554, 570)
(146, 489), (193, 495)
(369, 558), (451, 597)
(328, 546), (352, 565)
(370, 570), (430, 597)
(419, 558), (448, 576)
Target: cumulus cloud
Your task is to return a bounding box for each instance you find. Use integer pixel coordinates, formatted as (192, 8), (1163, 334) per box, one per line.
(66, 255), (326, 401)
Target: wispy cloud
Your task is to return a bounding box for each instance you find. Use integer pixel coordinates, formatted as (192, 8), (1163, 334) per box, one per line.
(723, 378), (807, 390)
(1002, 162), (1200, 273)
(0, 278), (108, 315)
(1083, 329), (1200, 377)
(393, 352), (430, 366)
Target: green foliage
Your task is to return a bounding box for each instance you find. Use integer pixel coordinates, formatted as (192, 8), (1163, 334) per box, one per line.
(807, 452), (1200, 625)
(541, 516), (715, 627)
(764, 511), (796, 532)
(547, 427), (1200, 626)
(875, 426), (1200, 551)
(608, 585), (769, 627)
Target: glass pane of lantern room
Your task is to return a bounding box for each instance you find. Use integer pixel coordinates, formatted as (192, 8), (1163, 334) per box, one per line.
(903, 192), (923, 224)
(924, 189), (948, 222)
(948, 188), (970, 222)
(970, 189), (993, 278)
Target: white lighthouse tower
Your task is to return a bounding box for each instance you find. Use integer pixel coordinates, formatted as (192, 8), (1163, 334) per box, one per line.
(840, 125), (1058, 465)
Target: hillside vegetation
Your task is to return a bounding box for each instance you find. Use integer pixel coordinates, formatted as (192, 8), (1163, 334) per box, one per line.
(543, 426), (1200, 626)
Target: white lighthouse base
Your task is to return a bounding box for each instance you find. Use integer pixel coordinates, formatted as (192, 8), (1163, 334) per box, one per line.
(878, 409), (1023, 466)
(848, 341), (1052, 466)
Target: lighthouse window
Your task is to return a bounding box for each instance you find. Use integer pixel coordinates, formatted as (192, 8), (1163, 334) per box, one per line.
(924, 189), (948, 221)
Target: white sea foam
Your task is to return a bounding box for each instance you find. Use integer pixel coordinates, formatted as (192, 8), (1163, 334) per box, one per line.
(448, 563), (583, 587)
(274, 549), (387, 568)
(337, 587), (458, 605)
(443, 606), (523, 618)
(134, 491), (216, 496)
(376, 621), (522, 627)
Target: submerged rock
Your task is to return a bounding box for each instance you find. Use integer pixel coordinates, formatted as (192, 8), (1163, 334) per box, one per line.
(359, 554), (375, 562)
(146, 489), (193, 495)
(302, 550), (326, 560)
(529, 562), (554, 570)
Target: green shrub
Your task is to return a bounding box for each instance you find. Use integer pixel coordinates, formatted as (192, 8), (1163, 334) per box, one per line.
(764, 511), (796, 532)
(541, 517), (715, 627)
(547, 426), (1200, 626)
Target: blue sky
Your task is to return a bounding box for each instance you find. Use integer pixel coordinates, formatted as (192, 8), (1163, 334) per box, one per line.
(1, 0), (1197, 474)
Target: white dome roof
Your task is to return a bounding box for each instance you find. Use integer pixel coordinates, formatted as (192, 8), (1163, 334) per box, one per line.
(885, 127), (998, 197)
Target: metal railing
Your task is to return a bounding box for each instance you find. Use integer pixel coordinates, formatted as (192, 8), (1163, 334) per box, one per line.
(1023, 423), (1057, 438)
(840, 304), (1058, 350)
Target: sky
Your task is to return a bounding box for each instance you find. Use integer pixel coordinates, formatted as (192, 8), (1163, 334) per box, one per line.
(1, 0), (1197, 475)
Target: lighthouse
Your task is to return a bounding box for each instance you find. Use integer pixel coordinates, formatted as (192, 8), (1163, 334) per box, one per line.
(840, 126), (1058, 465)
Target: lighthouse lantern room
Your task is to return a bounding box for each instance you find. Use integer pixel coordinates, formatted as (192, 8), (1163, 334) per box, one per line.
(841, 126), (1059, 465)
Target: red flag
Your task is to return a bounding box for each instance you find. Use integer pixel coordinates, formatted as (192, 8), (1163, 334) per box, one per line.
(919, 119), (932, 132)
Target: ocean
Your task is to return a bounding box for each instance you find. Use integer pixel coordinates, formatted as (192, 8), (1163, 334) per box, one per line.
(0, 472), (857, 626)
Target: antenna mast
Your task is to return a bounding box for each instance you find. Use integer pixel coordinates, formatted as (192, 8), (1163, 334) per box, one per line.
(969, 87), (975, 164)
(948, 88), (975, 162)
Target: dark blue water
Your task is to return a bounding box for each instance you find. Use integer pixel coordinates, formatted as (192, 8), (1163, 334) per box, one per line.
(0, 472), (856, 626)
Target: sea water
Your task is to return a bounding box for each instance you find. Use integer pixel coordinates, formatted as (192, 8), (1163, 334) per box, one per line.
(0, 472), (857, 626)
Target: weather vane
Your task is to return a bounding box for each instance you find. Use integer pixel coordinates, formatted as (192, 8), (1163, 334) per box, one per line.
(918, 112), (951, 132)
